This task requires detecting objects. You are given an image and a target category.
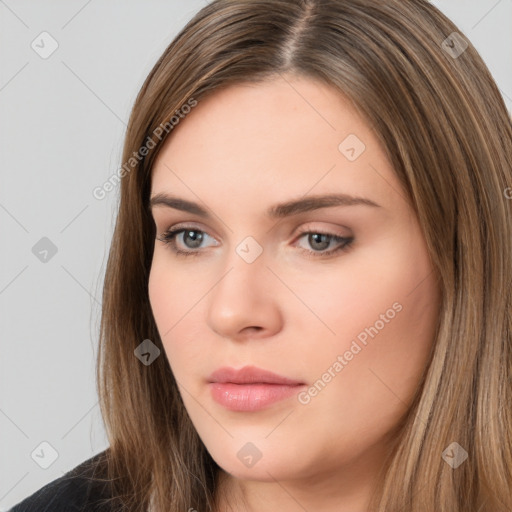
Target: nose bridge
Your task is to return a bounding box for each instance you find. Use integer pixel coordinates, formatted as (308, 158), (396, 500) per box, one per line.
(214, 234), (268, 306)
(206, 234), (278, 336)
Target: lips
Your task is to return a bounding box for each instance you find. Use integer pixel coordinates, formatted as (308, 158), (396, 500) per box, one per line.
(207, 365), (304, 386)
(207, 366), (306, 412)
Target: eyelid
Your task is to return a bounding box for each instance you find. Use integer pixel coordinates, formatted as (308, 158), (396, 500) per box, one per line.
(160, 221), (220, 241)
(293, 222), (351, 238)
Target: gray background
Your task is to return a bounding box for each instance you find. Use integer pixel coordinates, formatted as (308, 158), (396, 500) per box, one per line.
(0, 0), (510, 508)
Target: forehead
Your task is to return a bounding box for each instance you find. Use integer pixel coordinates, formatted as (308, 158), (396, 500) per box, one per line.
(150, 75), (405, 214)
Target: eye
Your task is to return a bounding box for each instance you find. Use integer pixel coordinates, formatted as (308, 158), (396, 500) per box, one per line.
(156, 225), (354, 259)
(156, 226), (218, 257)
(294, 230), (354, 258)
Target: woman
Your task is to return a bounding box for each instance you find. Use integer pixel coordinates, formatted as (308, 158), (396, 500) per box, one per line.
(11, 0), (512, 511)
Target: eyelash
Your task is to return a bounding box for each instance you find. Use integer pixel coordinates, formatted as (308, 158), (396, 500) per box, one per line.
(156, 226), (354, 259)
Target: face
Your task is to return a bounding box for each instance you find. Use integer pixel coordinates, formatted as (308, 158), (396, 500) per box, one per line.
(148, 75), (440, 494)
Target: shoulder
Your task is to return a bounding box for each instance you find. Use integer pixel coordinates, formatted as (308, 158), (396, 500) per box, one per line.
(9, 449), (114, 512)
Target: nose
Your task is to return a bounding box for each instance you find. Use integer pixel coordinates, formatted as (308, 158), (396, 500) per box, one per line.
(206, 246), (283, 341)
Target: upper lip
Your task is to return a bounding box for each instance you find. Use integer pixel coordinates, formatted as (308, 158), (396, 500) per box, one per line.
(208, 365), (304, 385)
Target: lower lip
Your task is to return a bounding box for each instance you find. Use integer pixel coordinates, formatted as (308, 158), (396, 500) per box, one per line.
(209, 382), (305, 411)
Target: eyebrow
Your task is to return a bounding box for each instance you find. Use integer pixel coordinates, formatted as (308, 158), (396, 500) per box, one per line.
(149, 192), (381, 218)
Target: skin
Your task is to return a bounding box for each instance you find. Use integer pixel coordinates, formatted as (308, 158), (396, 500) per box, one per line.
(148, 74), (441, 512)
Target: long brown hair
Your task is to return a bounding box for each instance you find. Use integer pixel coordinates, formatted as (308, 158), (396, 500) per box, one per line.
(91, 1), (512, 510)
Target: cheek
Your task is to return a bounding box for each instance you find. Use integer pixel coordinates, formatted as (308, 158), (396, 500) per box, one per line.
(296, 230), (439, 404)
(148, 252), (202, 334)
(148, 257), (182, 359)
(148, 259), (172, 333)
(290, 234), (436, 345)
(148, 255), (210, 378)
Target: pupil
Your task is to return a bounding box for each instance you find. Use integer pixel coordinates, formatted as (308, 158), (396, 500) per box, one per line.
(310, 233), (330, 251)
(185, 230), (203, 248)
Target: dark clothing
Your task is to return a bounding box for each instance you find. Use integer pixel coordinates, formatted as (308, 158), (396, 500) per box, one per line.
(9, 450), (114, 512)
